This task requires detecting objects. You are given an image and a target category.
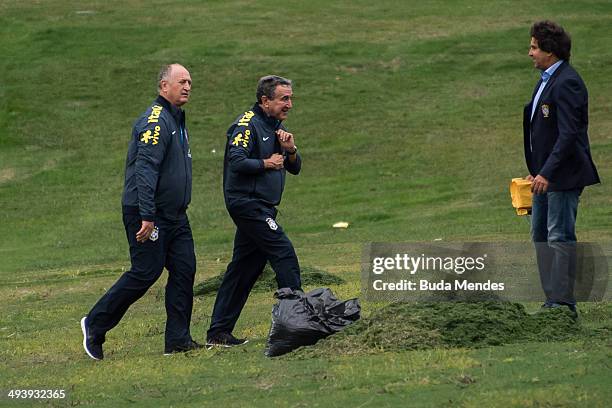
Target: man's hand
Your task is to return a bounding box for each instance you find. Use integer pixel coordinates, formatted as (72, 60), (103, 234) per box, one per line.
(136, 220), (155, 243)
(263, 153), (284, 170)
(525, 174), (534, 182)
(276, 129), (295, 151)
(531, 174), (549, 194)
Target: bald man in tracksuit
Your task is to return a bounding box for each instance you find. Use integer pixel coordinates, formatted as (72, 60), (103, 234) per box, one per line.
(81, 64), (202, 359)
(206, 75), (302, 347)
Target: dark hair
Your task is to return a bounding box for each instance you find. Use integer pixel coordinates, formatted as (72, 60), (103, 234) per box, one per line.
(530, 20), (571, 61)
(256, 75), (292, 103)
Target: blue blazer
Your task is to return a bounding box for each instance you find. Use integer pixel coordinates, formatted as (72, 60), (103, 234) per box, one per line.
(523, 61), (600, 191)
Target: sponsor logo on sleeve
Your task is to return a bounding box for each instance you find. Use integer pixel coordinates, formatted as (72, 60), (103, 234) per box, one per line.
(237, 110), (255, 127)
(141, 126), (160, 145)
(232, 129), (251, 148)
(147, 105), (163, 123)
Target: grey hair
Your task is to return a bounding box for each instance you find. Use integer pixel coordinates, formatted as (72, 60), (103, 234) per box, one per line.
(157, 64), (175, 91)
(256, 75), (292, 103)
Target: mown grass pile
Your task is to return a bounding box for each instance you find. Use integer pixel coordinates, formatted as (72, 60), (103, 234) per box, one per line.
(194, 265), (345, 296)
(293, 301), (587, 357)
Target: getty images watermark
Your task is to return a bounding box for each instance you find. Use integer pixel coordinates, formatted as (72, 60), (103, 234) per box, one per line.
(361, 242), (611, 302)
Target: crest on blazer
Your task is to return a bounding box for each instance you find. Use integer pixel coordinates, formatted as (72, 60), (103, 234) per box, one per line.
(541, 104), (550, 118)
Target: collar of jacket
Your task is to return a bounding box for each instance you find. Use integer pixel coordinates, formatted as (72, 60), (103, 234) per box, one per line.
(530, 60), (568, 99)
(538, 60), (568, 92)
(156, 95), (184, 125)
(543, 60), (568, 85)
(252, 103), (281, 129)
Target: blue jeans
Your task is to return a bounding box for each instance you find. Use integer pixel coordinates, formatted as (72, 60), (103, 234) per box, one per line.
(531, 189), (581, 305)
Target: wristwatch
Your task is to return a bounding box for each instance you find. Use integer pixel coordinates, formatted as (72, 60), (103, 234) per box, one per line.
(287, 146), (297, 155)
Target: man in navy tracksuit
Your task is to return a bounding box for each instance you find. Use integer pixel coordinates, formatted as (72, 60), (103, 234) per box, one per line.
(81, 64), (202, 359)
(206, 75), (302, 347)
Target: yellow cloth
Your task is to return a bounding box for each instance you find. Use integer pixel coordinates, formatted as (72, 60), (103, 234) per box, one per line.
(510, 178), (532, 216)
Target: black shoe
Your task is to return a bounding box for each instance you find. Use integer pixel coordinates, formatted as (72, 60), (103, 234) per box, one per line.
(164, 340), (205, 355)
(532, 303), (578, 319)
(80, 317), (103, 360)
(566, 304), (578, 319)
(206, 332), (248, 349)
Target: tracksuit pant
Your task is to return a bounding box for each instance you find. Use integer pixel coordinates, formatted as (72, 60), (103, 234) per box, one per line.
(208, 202), (301, 338)
(86, 212), (196, 349)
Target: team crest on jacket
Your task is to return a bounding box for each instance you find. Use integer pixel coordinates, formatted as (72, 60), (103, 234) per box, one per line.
(265, 217), (278, 231)
(149, 226), (159, 242)
(541, 104), (550, 118)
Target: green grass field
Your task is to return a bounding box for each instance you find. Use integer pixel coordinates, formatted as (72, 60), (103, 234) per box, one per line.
(1, 0), (611, 406)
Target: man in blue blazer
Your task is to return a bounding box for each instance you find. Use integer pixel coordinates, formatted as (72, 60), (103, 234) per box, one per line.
(523, 20), (600, 317)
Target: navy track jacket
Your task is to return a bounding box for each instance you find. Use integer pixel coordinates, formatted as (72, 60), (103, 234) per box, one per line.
(223, 103), (301, 208)
(122, 95), (192, 221)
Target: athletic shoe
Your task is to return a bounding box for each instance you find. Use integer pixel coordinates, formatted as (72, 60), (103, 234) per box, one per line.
(164, 340), (205, 355)
(206, 332), (248, 349)
(80, 317), (103, 360)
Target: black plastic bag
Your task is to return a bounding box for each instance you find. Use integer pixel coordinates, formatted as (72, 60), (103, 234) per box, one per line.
(265, 287), (360, 357)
